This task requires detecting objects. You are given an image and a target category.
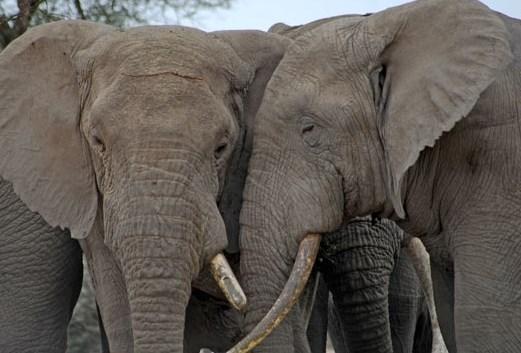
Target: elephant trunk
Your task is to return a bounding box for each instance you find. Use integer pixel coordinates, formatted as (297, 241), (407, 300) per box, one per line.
(237, 166), (318, 353)
(226, 141), (346, 353)
(106, 157), (226, 353)
(321, 218), (402, 353)
(239, 219), (300, 352)
(115, 216), (198, 353)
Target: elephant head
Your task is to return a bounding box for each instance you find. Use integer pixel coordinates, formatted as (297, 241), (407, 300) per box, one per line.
(0, 21), (288, 353)
(227, 0), (512, 352)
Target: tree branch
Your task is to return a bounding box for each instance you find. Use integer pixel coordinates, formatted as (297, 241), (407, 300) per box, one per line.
(0, 15), (12, 50)
(13, 0), (43, 35)
(73, 0), (87, 20)
(0, 0), (43, 49)
(13, 0), (32, 34)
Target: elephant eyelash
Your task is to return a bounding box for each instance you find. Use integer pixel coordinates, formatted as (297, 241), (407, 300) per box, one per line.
(300, 116), (322, 148)
(214, 131), (234, 167)
(92, 135), (105, 153)
(302, 123), (315, 135)
(93, 136), (104, 147)
(214, 142), (228, 160)
(90, 129), (106, 153)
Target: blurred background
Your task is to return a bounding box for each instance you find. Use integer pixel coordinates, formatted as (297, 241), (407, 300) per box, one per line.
(186, 0), (521, 31)
(1, 0), (520, 50)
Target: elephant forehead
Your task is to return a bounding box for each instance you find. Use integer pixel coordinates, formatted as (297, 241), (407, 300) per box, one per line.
(261, 59), (349, 117)
(258, 22), (370, 123)
(91, 75), (234, 128)
(279, 16), (369, 82)
(86, 78), (237, 154)
(85, 26), (248, 95)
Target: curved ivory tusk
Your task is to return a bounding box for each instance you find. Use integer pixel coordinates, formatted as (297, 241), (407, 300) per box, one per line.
(216, 233), (322, 353)
(210, 253), (247, 311)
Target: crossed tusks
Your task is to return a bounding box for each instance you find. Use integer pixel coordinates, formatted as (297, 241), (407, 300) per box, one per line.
(208, 234), (321, 353)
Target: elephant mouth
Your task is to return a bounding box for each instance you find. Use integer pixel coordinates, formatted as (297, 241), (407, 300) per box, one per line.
(192, 252), (247, 311)
(201, 233), (321, 353)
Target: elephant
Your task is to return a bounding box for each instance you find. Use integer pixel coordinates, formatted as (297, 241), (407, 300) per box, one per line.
(0, 20), (289, 353)
(268, 18), (442, 353)
(222, 0), (521, 352)
(210, 15), (440, 353)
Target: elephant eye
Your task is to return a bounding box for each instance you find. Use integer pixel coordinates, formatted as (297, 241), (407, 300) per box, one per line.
(300, 117), (321, 148)
(91, 128), (105, 153)
(302, 124), (315, 135)
(93, 135), (103, 146)
(214, 141), (228, 161)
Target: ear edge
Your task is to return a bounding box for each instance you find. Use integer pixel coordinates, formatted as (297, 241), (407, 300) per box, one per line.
(365, 0), (513, 217)
(0, 21), (114, 239)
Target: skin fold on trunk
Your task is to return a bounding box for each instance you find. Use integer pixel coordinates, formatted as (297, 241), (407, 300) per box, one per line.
(116, 219), (195, 353)
(105, 158), (214, 353)
(103, 138), (249, 352)
(225, 147), (343, 353)
(233, 166), (398, 353)
(96, 151), (246, 353)
(320, 218), (402, 353)
(235, 176), (308, 351)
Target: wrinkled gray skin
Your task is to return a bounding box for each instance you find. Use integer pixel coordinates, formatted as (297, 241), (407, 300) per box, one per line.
(239, 0), (521, 352)
(232, 17), (431, 353)
(325, 251), (433, 353)
(268, 18), (436, 353)
(0, 20), (288, 353)
(322, 219), (433, 353)
(305, 218), (433, 353)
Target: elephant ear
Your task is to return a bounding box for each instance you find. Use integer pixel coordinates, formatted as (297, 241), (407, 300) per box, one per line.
(212, 30), (290, 252)
(0, 21), (114, 238)
(361, 0), (513, 217)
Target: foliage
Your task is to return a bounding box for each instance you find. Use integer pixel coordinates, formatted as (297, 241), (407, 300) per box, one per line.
(0, 0), (232, 49)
